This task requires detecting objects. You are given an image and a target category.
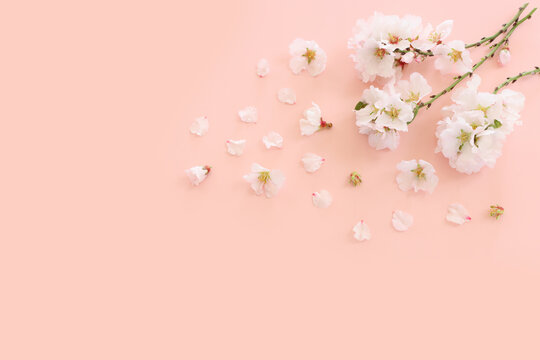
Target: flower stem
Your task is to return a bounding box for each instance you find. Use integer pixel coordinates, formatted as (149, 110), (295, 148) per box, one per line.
(493, 67), (540, 93)
(409, 6), (537, 124)
(465, 3), (529, 48)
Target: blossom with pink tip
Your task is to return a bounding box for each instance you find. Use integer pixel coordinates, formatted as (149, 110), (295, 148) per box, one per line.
(301, 153), (325, 173)
(446, 203), (471, 224)
(185, 165), (211, 186)
(312, 190), (332, 208)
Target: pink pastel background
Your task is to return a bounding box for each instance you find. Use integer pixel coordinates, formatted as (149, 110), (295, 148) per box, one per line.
(2, 0), (540, 358)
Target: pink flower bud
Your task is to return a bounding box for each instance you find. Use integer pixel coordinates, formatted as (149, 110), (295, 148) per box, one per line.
(498, 49), (511, 66)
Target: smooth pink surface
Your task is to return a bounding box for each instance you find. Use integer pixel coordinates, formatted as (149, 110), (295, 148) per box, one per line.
(2, 0), (540, 358)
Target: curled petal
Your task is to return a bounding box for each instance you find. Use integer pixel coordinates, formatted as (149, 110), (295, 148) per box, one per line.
(353, 220), (371, 242)
(185, 165), (210, 186)
(190, 116), (209, 136)
(238, 106), (257, 123)
(392, 210), (414, 231)
(301, 153), (325, 173)
(262, 131), (283, 149)
(226, 139), (246, 156)
(277, 88), (296, 104)
(446, 203), (471, 225)
(256, 58), (270, 77)
(312, 190), (332, 208)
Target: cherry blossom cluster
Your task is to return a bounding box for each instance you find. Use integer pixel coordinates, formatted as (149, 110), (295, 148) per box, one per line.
(435, 74), (525, 174)
(350, 4), (538, 159)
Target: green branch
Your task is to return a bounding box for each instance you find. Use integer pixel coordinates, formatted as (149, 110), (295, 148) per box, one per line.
(493, 67), (540, 93)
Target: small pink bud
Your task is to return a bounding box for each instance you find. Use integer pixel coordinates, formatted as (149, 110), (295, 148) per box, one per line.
(498, 49), (511, 66)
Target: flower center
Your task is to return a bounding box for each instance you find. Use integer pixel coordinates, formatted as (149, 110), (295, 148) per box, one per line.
(457, 129), (471, 151)
(411, 164), (426, 179)
(302, 48), (316, 64)
(374, 47), (387, 59)
(407, 91), (420, 103)
(388, 33), (400, 44)
(448, 48), (463, 62)
(257, 171), (270, 184)
(429, 32), (441, 43)
(476, 105), (490, 117)
(385, 106), (400, 119)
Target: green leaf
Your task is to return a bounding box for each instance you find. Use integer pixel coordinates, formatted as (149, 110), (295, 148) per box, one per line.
(354, 101), (367, 111)
(492, 119), (502, 128)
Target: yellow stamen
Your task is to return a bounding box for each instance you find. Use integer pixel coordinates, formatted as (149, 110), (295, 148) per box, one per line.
(448, 48), (463, 62)
(258, 171), (270, 184)
(388, 33), (400, 44)
(476, 105), (490, 117)
(407, 92), (420, 103)
(302, 48), (316, 64)
(374, 48), (387, 59)
(411, 164), (426, 179)
(385, 106), (400, 119)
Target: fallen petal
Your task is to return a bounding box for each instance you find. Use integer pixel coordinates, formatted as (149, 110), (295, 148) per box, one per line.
(392, 210), (414, 231)
(262, 131), (283, 149)
(256, 58), (270, 77)
(446, 203), (472, 225)
(189, 116), (209, 136)
(226, 139), (246, 156)
(238, 106), (257, 123)
(301, 153), (325, 173)
(277, 88), (296, 104)
(312, 190), (332, 208)
(353, 220), (371, 242)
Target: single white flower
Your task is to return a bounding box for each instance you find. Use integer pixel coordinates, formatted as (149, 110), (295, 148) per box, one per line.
(312, 190), (332, 208)
(189, 116), (209, 136)
(301, 153), (325, 173)
(353, 220), (371, 242)
(226, 139), (246, 156)
(396, 72), (432, 103)
(446, 203), (471, 224)
(374, 92), (413, 132)
(352, 38), (396, 82)
(262, 131), (283, 149)
(243, 163), (285, 198)
(433, 40), (472, 75)
(277, 88), (296, 104)
(396, 159), (438, 193)
(412, 20), (453, 51)
(185, 165), (211, 186)
(498, 48), (511, 66)
(256, 58), (270, 77)
(300, 102), (332, 135)
(238, 106), (257, 123)
(289, 38), (327, 76)
(392, 210), (414, 231)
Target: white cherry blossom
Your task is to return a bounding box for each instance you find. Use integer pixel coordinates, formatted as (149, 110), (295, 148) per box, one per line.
(301, 153), (325, 173)
(256, 58), (270, 77)
(353, 220), (371, 242)
(238, 106), (257, 123)
(185, 165), (211, 186)
(412, 20), (453, 51)
(190, 116), (209, 136)
(243, 163), (285, 198)
(262, 131), (283, 149)
(446, 203), (471, 224)
(226, 139), (246, 156)
(433, 40), (472, 75)
(312, 190), (332, 208)
(396, 72), (432, 104)
(277, 88), (296, 104)
(300, 102), (332, 135)
(396, 159), (438, 193)
(289, 38), (327, 76)
(392, 210), (414, 231)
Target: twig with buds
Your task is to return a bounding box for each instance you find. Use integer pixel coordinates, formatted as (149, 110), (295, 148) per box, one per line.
(493, 67), (540, 93)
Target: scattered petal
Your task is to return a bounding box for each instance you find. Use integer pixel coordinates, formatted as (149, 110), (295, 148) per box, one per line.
(446, 203), (471, 225)
(277, 88), (296, 104)
(353, 220), (371, 242)
(262, 131), (283, 149)
(301, 153), (325, 173)
(226, 139), (246, 156)
(190, 116), (209, 136)
(312, 190), (332, 208)
(256, 58), (270, 77)
(238, 106), (257, 123)
(243, 163), (285, 198)
(185, 165), (211, 186)
(392, 210), (414, 231)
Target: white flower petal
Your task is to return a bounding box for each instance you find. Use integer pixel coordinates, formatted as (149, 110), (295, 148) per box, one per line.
(301, 153), (325, 173)
(238, 106), (257, 123)
(353, 220), (371, 242)
(256, 58), (269, 77)
(312, 190), (332, 208)
(189, 116), (209, 136)
(396, 159), (438, 193)
(446, 203), (472, 225)
(226, 139), (246, 156)
(185, 165), (209, 186)
(277, 88), (296, 104)
(262, 131), (283, 149)
(392, 210), (414, 231)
